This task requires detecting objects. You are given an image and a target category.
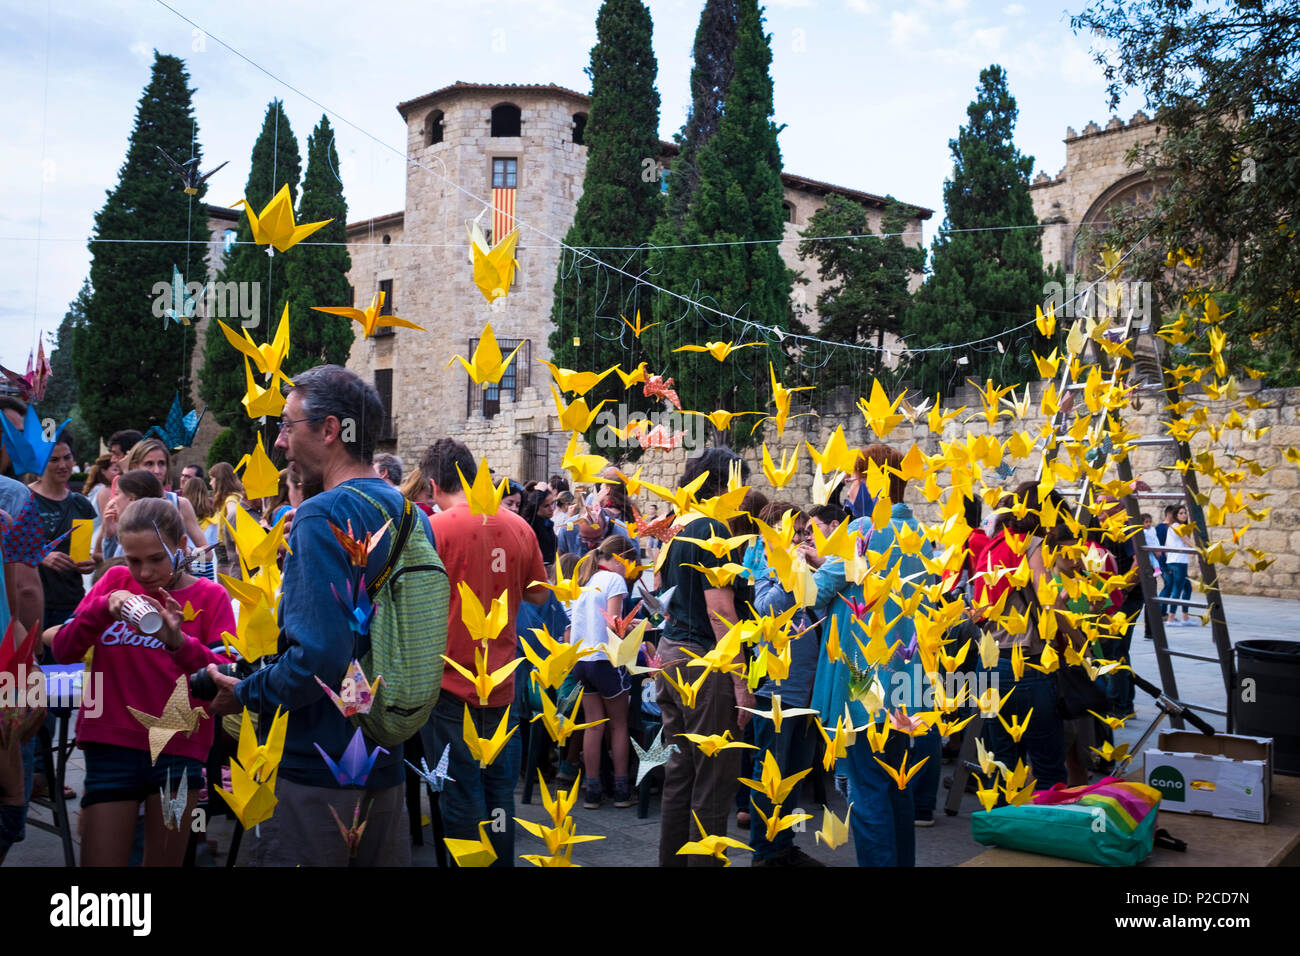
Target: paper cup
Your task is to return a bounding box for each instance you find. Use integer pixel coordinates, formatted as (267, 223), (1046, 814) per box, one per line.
(121, 595), (163, 635)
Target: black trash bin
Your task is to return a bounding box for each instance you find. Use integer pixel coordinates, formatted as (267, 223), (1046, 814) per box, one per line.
(1234, 640), (1300, 775)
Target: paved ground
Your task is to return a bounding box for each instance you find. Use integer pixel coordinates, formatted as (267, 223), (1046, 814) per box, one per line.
(9, 591), (1297, 867)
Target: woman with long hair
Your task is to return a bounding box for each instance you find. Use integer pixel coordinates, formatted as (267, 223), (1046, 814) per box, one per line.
(94, 469), (165, 562)
(179, 476), (218, 580)
(207, 463), (247, 578)
(400, 465), (434, 516)
(124, 439), (206, 551)
(520, 486), (558, 567)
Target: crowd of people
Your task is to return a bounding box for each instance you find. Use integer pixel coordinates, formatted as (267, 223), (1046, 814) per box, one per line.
(0, 365), (1156, 867)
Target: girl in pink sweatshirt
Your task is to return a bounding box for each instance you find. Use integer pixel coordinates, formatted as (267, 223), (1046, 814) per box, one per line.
(54, 497), (233, 866)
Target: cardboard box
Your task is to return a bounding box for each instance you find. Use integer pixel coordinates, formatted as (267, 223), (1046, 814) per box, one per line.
(1144, 732), (1273, 824)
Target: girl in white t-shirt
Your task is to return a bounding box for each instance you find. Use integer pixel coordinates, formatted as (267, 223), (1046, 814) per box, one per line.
(569, 535), (640, 809)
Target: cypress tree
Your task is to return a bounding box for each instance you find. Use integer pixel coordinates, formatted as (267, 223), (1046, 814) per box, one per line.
(44, 279), (96, 459)
(646, 0), (791, 448)
(796, 196), (925, 389)
(199, 99), (301, 448)
(902, 65), (1046, 397)
(285, 115), (354, 371)
(546, 0), (661, 452)
(75, 52), (206, 442)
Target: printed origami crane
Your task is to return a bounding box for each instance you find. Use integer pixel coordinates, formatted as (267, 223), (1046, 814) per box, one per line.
(0, 404), (69, 477)
(315, 727), (388, 786)
(233, 183), (333, 254)
(312, 290), (423, 339)
(126, 675), (209, 764)
(467, 220), (521, 302)
(160, 767), (188, 831)
(161, 265), (198, 329)
(329, 797), (373, 858)
(315, 659), (384, 718)
(0, 340), (51, 403)
(631, 730), (678, 787)
(0, 494), (71, 566)
(405, 744), (455, 793)
(447, 322), (525, 388)
(642, 372), (681, 410)
(155, 145), (228, 195)
(143, 393), (205, 450)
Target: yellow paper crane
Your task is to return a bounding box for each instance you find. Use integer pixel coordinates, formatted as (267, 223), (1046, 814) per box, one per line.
(235, 434), (281, 500)
(736, 694), (818, 735)
(857, 379), (905, 439)
(458, 459), (508, 521)
(522, 626), (595, 690)
(531, 688), (607, 747)
(516, 814), (604, 857)
(539, 359), (615, 397)
(552, 388), (609, 433)
(311, 290), (423, 339)
(458, 582), (511, 645)
(529, 558), (589, 605)
(561, 432), (611, 483)
(685, 408), (762, 432)
(814, 803), (853, 850)
(740, 750), (813, 807)
(223, 505), (288, 573)
(235, 706), (289, 783)
(233, 184), (333, 254)
(215, 758), (280, 829)
(126, 675), (209, 764)
(462, 705), (518, 768)
(677, 811), (752, 866)
(619, 310), (659, 338)
(998, 708), (1033, 743)
(676, 729), (758, 758)
(806, 426), (860, 476)
(611, 362), (649, 389)
(760, 362), (813, 436)
(467, 221), (521, 302)
(447, 322), (524, 388)
(445, 820), (498, 867)
(240, 356), (288, 419)
(442, 644), (524, 707)
(660, 665), (709, 709)
(220, 306), (292, 383)
(760, 443), (800, 488)
(1035, 303), (1057, 337)
(673, 340), (762, 362)
(220, 601), (278, 662)
(874, 751), (930, 790)
(752, 802), (813, 843)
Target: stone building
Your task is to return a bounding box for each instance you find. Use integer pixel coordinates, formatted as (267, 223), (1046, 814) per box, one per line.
(340, 82), (932, 481)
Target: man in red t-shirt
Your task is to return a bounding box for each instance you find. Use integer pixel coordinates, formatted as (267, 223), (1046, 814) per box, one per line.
(419, 438), (547, 867)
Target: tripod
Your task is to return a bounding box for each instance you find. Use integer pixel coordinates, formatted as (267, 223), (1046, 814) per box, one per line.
(1113, 670), (1217, 778)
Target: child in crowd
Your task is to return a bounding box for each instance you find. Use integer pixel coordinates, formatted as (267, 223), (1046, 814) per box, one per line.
(569, 536), (641, 809)
(52, 498), (234, 866)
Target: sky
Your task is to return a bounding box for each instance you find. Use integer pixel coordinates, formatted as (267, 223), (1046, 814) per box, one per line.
(0, 0), (1142, 369)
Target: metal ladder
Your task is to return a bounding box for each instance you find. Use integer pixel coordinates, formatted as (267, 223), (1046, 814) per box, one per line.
(1037, 300), (1235, 731)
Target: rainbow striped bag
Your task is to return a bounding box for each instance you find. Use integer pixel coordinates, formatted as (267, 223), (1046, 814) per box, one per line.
(972, 777), (1162, 866)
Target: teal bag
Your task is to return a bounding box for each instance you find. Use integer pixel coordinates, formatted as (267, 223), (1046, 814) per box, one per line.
(971, 799), (1159, 866)
(347, 488), (450, 748)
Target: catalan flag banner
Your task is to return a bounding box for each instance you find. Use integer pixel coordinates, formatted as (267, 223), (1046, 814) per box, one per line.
(492, 187), (516, 242)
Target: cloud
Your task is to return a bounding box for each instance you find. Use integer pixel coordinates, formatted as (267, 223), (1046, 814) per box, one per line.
(890, 10), (929, 47)
(844, 0), (875, 13)
(1003, 2), (1026, 15)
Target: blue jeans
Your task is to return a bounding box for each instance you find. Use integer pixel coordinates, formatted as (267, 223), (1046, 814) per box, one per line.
(845, 729), (915, 867)
(420, 694), (521, 868)
(1159, 562), (1190, 617)
(986, 659), (1066, 790)
(1100, 600), (1140, 714)
(747, 713), (816, 861)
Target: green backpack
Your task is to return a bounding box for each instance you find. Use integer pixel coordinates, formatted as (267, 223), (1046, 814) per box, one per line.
(347, 488), (449, 748)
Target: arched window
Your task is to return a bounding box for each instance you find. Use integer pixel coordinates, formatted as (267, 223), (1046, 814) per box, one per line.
(425, 109), (444, 146)
(490, 103), (521, 137)
(782, 202), (795, 224)
(572, 112), (588, 145)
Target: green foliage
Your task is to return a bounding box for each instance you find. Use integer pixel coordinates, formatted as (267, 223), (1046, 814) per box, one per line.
(199, 99), (301, 449)
(546, 0), (662, 454)
(285, 115), (355, 372)
(74, 52), (205, 443)
(206, 427), (241, 470)
(902, 65), (1046, 397)
(796, 195), (924, 386)
(45, 280), (96, 459)
(647, 0), (792, 449)
(1071, 0), (1300, 387)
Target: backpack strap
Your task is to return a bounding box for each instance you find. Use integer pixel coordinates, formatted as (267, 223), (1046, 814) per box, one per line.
(345, 487), (416, 601)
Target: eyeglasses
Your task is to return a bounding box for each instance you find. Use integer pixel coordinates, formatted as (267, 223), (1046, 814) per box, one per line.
(277, 415), (324, 435)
